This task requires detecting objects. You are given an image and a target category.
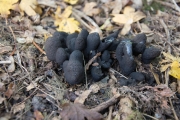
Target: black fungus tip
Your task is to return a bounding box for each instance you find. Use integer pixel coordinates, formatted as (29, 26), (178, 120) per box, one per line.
(141, 46), (161, 64)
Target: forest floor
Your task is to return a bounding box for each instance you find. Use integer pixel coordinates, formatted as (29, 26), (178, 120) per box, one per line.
(0, 0), (180, 120)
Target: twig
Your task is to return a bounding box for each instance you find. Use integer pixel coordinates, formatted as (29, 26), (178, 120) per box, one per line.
(72, 8), (102, 36)
(85, 52), (101, 70)
(107, 106), (113, 120)
(109, 68), (128, 79)
(91, 93), (120, 112)
(83, 54), (88, 89)
(72, 12), (93, 31)
(32, 40), (46, 55)
(169, 97), (179, 120)
(143, 113), (159, 120)
(172, 0), (180, 13)
(0, 61), (11, 64)
(159, 19), (171, 85)
(156, 0), (179, 12)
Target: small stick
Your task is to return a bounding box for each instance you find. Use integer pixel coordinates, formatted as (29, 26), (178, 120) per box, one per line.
(143, 113), (159, 120)
(159, 19), (171, 85)
(0, 61), (11, 64)
(109, 68), (128, 79)
(85, 52), (101, 70)
(107, 106), (113, 120)
(32, 40), (46, 55)
(91, 94), (120, 112)
(72, 8), (102, 36)
(169, 97), (179, 120)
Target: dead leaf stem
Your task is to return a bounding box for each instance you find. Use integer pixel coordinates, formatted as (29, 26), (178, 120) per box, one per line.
(91, 94), (120, 112)
(159, 19), (171, 85)
(72, 8), (102, 35)
(169, 97), (179, 120)
(32, 40), (46, 55)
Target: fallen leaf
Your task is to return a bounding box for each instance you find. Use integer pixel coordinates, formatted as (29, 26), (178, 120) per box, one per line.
(56, 18), (81, 33)
(19, 0), (41, 16)
(160, 52), (180, 79)
(4, 83), (15, 98)
(0, 0), (18, 17)
(26, 82), (37, 91)
(0, 96), (5, 104)
(64, 0), (78, 5)
(153, 84), (175, 97)
(34, 110), (44, 120)
(16, 37), (26, 44)
(150, 64), (160, 85)
(7, 56), (15, 72)
(89, 84), (100, 93)
(0, 82), (5, 92)
(37, 0), (57, 8)
(139, 23), (152, 33)
(74, 90), (92, 104)
(60, 103), (103, 120)
(33, 26), (49, 35)
(12, 102), (25, 114)
(169, 61), (180, 79)
(0, 46), (12, 54)
(112, 6), (146, 35)
(83, 2), (100, 16)
(54, 6), (80, 33)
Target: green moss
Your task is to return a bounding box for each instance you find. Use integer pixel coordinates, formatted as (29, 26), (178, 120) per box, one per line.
(143, 0), (165, 13)
(127, 110), (143, 120)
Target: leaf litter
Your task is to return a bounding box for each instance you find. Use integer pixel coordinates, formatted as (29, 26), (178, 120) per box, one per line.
(0, 0), (180, 120)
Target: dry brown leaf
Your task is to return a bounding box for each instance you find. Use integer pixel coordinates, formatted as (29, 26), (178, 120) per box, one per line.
(26, 82), (37, 91)
(112, 6), (146, 35)
(0, 82), (5, 92)
(85, 52), (101, 70)
(83, 2), (100, 16)
(12, 102), (25, 114)
(153, 84), (175, 97)
(34, 110), (44, 120)
(177, 80), (180, 94)
(0, 96), (5, 104)
(139, 23), (152, 33)
(0, 46), (12, 54)
(89, 84), (100, 93)
(160, 63), (171, 72)
(150, 64), (160, 85)
(4, 83), (15, 98)
(7, 56), (15, 72)
(19, 0), (41, 16)
(74, 90), (92, 104)
(60, 103), (103, 120)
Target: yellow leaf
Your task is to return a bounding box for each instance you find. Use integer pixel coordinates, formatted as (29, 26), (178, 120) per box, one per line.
(169, 61), (180, 79)
(61, 6), (72, 18)
(0, 0), (18, 17)
(162, 52), (177, 61)
(64, 0), (78, 5)
(56, 18), (80, 33)
(19, 0), (41, 16)
(54, 6), (80, 33)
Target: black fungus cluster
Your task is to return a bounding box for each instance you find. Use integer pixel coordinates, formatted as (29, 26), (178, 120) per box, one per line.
(44, 29), (161, 86)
